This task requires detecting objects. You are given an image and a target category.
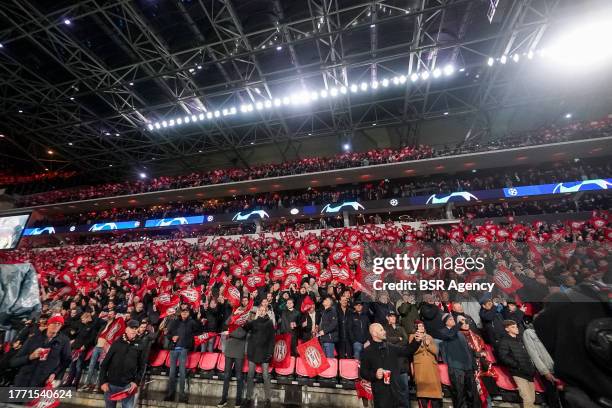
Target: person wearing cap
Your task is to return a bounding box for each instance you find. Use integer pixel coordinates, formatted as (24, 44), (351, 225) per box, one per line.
(10, 314), (71, 387)
(479, 296), (505, 348)
(99, 319), (146, 408)
(347, 300), (370, 359)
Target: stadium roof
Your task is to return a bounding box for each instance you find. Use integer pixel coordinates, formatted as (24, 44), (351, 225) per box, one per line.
(0, 0), (578, 179)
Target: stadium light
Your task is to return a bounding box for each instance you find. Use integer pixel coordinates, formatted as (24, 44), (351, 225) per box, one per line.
(410, 73), (419, 82)
(443, 65), (455, 76)
(343, 143), (351, 151)
(421, 71), (430, 80)
(565, 113), (572, 119)
(500, 55), (507, 64)
(381, 78), (389, 87)
(512, 54), (520, 63)
(350, 84), (358, 93)
(139, 172), (146, 178)
(360, 82), (368, 91)
(64, 19), (71, 25)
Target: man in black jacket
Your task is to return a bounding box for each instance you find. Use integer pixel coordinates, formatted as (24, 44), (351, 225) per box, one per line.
(419, 294), (444, 339)
(498, 320), (536, 408)
(479, 298), (505, 348)
(347, 301), (370, 359)
(11, 314), (71, 387)
(99, 320), (146, 408)
(165, 306), (202, 403)
(336, 296), (352, 358)
(279, 298), (300, 355)
(243, 305), (275, 408)
(359, 323), (422, 408)
(317, 297), (338, 358)
(370, 292), (397, 324)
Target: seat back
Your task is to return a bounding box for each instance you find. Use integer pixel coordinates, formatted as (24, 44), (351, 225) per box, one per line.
(339, 359), (359, 380)
(187, 352), (201, 370)
(295, 355), (315, 378)
(217, 353), (226, 372)
(438, 363), (451, 386)
(148, 349), (168, 367)
(493, 365), (518, 391)
(318, 357), (338, 379)
(198, 352), (220, 371)
(274, 356), (296, 376)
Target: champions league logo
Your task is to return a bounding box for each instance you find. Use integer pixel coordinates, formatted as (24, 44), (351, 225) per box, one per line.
(89, 222), (118, 232)
(274, 339), (288, 362)
(28, 226), (56, 235)
(232, 210), (270, 221)
(305, 346), (322, 368)
(552, 179), (612, 193)
(426, 191), (479, 204)
(321, 201), (365, 213)
(157, 217), (189, 226)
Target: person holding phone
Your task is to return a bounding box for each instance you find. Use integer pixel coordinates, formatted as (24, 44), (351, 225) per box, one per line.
(409, 320), (443, 408)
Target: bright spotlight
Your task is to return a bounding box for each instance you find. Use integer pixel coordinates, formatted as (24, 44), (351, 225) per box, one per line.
(177, 118), (183, 125)
(410, 73), (419, 82)
(255, 102), (263, 110)
(264, 100), (272, 108)
(527, 51), (534, 59)
(320, 90), (328, 98)
(290, 208), (299, 215)
(214, 111), (220, 117)
(371, 80), (379, 89)
(64, 19), (71, 25)
(274, 98), (282, 107)
(155, 122), (161, 129)
(191, 114), (197, 122)
(443, 65), (454, 76)
(330, 87), (338, 97)
(162, 121), (168, 127)
(360, 82), (368, 91)
(500, 55), (507, 64)
(169, 119), (175, 126)
(230, 107), (237, 114)
(340, 86), (347, 94)
(206, 112), (213, 119)
(399, 75), (407, 83)
(512, 54), (520, 63)
(545, 19), (612, 69)
(342, 143), (351, 151)
(282, 97), (291, 105)
(487, 57), (495, 66)
(350, 84), (358, 93)
(147, 124), (154, 130)
(310, 92), (319, 101)
(381, 78), (389, 87)
(139, 172), (146, 179)
(565, 113), (572, 119)
(199, 113), (205, 120)
(421, 71), (430, 80)
(240, 105), (248, 113)
(392, 77), (400, 85)
(184, 116), (190, 123)
(432, 68), (442, 78)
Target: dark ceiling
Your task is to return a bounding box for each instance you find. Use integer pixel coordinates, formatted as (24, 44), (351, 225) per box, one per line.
(0, 0), (566, 182)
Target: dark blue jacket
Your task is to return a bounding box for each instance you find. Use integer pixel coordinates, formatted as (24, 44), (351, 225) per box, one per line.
(11, 330), (71, 387)
(438, 325), (473, 371)
(318, 307), (338, 343)
(347, 310), (370, 344)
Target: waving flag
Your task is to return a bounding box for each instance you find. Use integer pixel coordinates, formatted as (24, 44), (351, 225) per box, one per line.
(355, 379), (373, 400)
(228, 298), (254, 333)
(297, 337), (330, 377)
(180, 286), (202, 309)
(493, 265), (524, 294)
(224, 284), (242, 308)
(194, 332), (219, 347)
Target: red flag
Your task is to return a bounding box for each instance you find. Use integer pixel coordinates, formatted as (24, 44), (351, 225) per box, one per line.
(271, 333), (292, 369)
(155, 293), (180, 318)
(297, 337), (330, 377)
(224, 285), (241, 308)
(228, 298), (254, 333)
(242, 273), (266, 291)
(180, 286), (202, 309)
(27, 382), (59, 408)
(193, 332), (219, 347)
(99, 317), (126, 345)
(109, 385), (138, 401)
(493, 265), (524, 294)
(355, 378), (373, 400)
(300, 296), (314, 313)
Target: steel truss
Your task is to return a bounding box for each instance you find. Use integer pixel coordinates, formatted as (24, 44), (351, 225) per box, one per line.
(0, 0), (563, 178)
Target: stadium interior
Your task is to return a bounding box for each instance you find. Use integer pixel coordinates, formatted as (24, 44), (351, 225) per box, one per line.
(0, 0), (611, 407)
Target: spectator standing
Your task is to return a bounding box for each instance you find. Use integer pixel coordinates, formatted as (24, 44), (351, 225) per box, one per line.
(243, 305), (275, 408)
(370, 292), (397, 324)
(502, 301), (526, 331)
(359, 323), (422, 407)
(164, 306), (201, 403)
(81, 310), (122, 391)
(278, 298), (300, 355)
(336, 296), (352, 358)
(99, 320), (146, 408)
(479, 297), (505, 348)
(438, 314), (478, 408)
(384, 311), (410, 408)
(498, 320), (536, 408)
(317, 297), (338, 358)
(11, 314), (71, 387)
(64, 311), (96, 388)
(420, 294), (444, 340)
(523, 325), (560, 408)
(409, 320), (443, 408)
(397, 293), (419, 334)
(347, 301), (369, 359)
(298, 296), (316, 342)
(217, 327), (247, 407)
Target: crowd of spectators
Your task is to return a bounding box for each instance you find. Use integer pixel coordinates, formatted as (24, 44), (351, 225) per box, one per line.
(13, 116), (612, 207)
(28, 159), (610, 228)
(0, 210), (609, 406)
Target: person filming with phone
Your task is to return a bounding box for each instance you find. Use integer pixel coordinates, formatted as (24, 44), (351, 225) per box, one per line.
(10, 314), (71, 387)
(359, 322), (422, 408)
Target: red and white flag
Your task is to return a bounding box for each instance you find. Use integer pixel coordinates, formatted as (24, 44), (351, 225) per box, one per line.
(193, 332), (219, 347)
(493, 265), (524, 294)
(296, 337), (330, 377)
(271, 333), (292, 369)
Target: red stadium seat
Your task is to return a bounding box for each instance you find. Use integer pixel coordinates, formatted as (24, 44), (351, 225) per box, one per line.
(187, 352), (201, 370)
(295, 355), (314, 378)
(148, 349), (168, 367)
(339, 359), (359, 380)
(198, 352), (219, 371)
(274, 357), (296, 376)
(318, 358), (338, 379)
(484, 344), (497, 364)
(438, 363), (451, 386)
(255, 363), (274, 374)
(217, 353), (226, 372)
(493, 366), (518, 391)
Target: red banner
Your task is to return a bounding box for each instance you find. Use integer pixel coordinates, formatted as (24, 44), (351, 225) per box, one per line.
(355, 379), (373, 400)
(194, 332), (219, 347)
(296, 337), (330, 377)
(271, 334), (292, 369)
(493, 265), (524, 294)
